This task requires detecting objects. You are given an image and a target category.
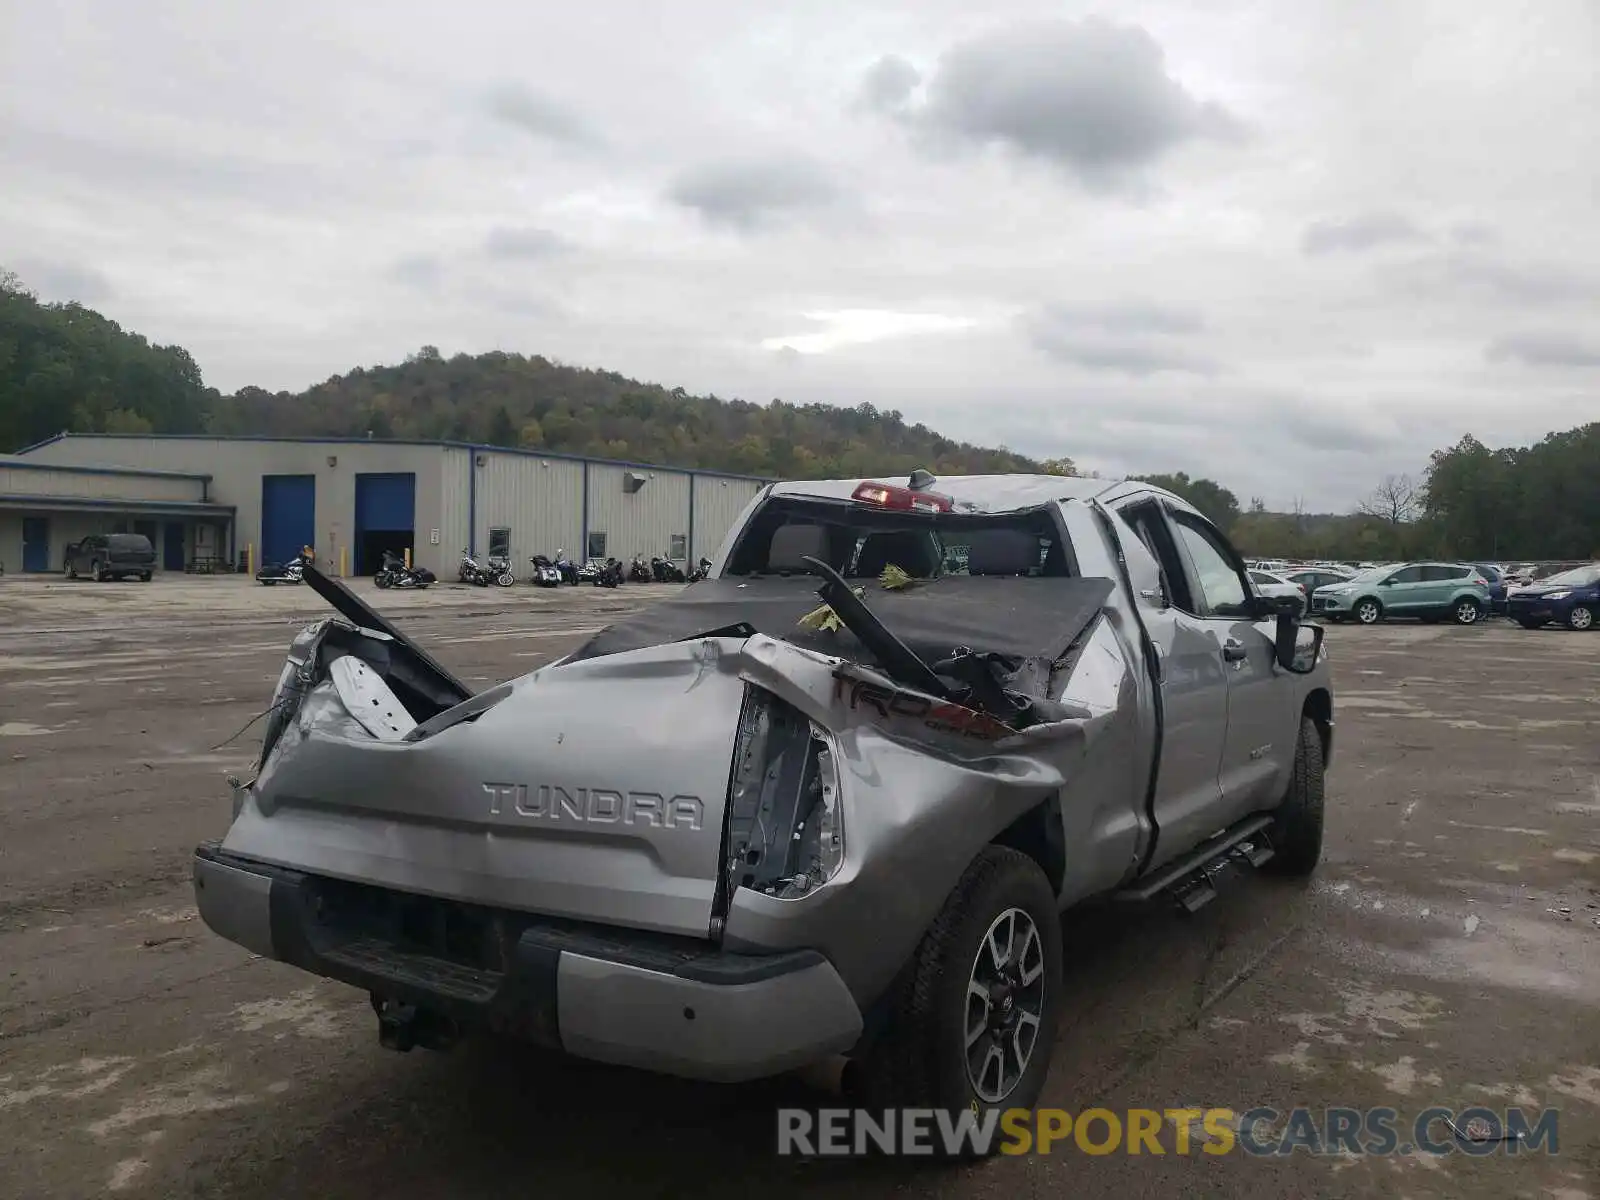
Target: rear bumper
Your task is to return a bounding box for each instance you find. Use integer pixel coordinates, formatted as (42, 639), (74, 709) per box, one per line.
(193, 844), (863, 1082)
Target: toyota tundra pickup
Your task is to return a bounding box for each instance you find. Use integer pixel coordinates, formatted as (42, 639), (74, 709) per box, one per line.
(193, 471), (1332, 1125)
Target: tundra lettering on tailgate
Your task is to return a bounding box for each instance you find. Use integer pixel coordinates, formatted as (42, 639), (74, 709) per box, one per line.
(483, 782), (704, 830)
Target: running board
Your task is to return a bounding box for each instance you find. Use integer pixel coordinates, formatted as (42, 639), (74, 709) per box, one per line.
(1115, 814), (1275, 911)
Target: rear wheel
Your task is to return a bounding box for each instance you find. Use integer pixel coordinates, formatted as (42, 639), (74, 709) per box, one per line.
(66, 562), (78, 580)
(854, 846), (1063, 1151)
(1569, 605), (1595, 631)
(140, 572), (152, 583)
(1452, 597), (1482, 625)
(1354, 598), (1382, 625)
(1264, 717), (1325, 877)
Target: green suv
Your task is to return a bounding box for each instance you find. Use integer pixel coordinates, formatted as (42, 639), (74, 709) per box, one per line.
(1310, 562), (1492, 626)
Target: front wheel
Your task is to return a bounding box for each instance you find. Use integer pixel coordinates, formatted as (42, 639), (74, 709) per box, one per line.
(1264, 716), (1326, 876)
(1569, 605), (1595, 631)
(495, 571), (514, 587)
(375, 573), (391, 589)
(854, 846), (1063, 1142)
(67, 562), (77, 580)
(1354, 598), (1382, 625)
(1452, 597), (1482, 625)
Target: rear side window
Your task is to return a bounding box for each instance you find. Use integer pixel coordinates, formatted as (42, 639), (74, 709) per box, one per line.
(1421, 565), (1469, 581)
(107, 534), (152, 552)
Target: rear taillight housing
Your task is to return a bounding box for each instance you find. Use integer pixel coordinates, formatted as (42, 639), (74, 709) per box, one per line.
(852, 481), (954, 513)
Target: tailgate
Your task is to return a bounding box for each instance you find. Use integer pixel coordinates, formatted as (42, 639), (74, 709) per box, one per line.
(222, 640), (745, 940)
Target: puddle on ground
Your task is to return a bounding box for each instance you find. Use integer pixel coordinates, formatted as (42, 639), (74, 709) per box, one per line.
(0, 722), (54, 736)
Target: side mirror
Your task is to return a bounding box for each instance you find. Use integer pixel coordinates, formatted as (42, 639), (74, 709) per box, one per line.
(1274, 611), (1324, 675)
(1378, 577), (1394, 586)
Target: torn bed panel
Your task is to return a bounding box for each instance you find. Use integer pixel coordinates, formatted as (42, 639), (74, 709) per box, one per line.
(564, 574), (1115, 670)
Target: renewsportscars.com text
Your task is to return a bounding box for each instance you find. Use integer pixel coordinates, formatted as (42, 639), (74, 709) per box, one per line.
(776, 1106), (1559, 1157)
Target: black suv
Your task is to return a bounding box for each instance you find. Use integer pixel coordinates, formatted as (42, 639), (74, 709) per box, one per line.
(64, 534), (156, 581)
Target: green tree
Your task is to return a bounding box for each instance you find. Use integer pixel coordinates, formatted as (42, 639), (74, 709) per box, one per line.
(1134, 472), (1242, 531)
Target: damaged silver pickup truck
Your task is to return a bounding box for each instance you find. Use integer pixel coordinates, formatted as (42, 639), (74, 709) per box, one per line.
(194, 471), (1332, 1122)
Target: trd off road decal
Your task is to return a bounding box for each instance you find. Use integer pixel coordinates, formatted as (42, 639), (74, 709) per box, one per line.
(832, 674), (1012, 742)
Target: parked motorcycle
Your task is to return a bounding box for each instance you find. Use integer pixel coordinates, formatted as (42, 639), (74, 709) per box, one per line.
(553, 550), (581, 586)
(528, 554), (563, 588)
(629, 555), (654, 584)
(256, 549), (312, 586)
(651, 556), (687, 583)
(375, 551), (436, 589)
(459, 550), (515, 587)
(579, 557), (622, 588)
(686, 556), (712, 583)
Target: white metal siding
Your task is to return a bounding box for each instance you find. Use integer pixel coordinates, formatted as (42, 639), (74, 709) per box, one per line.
(585, 464), (691, 563)
(692, 476), (766, 562)
(19, 437), (460, 575)
(474, 451), (585, 566)
(437, 447), (472, 565)
(0, 465), (207, 503)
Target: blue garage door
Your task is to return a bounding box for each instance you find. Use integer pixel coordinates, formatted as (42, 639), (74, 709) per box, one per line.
(261, 475), (316, 567)
(163, 523), (186, 571)
(354, 472), (416, 574)
(22, 517), (50, 573)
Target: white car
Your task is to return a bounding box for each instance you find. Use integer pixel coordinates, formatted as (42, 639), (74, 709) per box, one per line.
(1249, 568), (1308, 615)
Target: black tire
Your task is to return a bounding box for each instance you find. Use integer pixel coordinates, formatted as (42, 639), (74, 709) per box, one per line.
(92, 560), (105, 582)
(1568, 605), (1595, 632)
(854, 846), (1063, 1151)
(1517, 618), (1542, 630)
(66, 562), (77, 580)
(141, 572), (152, 583)
(1264, 717), (1325, 877)
(1451, 597), (1482, 626)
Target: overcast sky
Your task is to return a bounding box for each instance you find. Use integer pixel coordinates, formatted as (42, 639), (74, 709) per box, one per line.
(3, 0), (1597, 508)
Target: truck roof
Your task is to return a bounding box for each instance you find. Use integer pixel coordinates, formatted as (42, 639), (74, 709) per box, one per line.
(770, 473), (1177, 514)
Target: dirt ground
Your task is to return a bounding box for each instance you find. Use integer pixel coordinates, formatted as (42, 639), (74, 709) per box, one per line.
(1, 574), (1596, 1199)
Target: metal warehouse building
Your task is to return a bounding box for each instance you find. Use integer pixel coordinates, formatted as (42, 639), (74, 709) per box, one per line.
(11, 435), (769, 578)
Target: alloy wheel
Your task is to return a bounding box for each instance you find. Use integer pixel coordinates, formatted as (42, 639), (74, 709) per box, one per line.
(965, 907), (1046, 1104)
(1570, 606), (1594, 631)
(1356, 600), (1381, 624)
(1455, 600), (1480, 625)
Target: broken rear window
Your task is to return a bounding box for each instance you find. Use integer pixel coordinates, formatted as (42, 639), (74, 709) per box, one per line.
(722, 495), (1075, 580)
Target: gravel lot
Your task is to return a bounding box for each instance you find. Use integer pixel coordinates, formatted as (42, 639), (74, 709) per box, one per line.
(1, 575), (1596, 1198)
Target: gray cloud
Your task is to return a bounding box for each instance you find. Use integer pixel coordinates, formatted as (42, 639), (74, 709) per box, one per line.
(666, 156), (838, 230)
(1302, 212), (1427, 255)
(1030, 335), (1222, 377)
(856, 54), (921, 114)
(1032, 302), (1206, 337)
(389, 254), (443, 290)
(1448, 221), (1498, 248)
(1443, 255), (1590, 304)
(483, 226), (570, 260)
(887, 18), (1242, 186)
(1024, 302), (1218, 376)
(1486, 333), (1600, 368)
(486, 84), (600, 146)
(10, 259), (115, 304)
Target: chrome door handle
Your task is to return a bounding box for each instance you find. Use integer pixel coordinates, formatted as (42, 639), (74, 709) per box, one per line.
(1222, 638), (1248, 663)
